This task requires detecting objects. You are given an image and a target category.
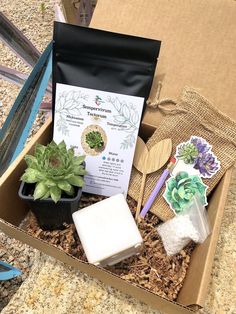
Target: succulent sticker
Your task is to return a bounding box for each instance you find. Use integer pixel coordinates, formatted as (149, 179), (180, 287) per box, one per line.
(163, 171), (208, 214)
(175, 136), (220, 178)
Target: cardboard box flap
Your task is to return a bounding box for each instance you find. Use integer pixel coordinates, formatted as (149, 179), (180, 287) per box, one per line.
(91, 0), (236, 126)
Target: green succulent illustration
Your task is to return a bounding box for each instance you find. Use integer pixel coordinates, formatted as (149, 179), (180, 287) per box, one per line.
(21, 141), (86, 203)
(164, 171), (207, 213)
(177, 143), (198, 164)
(85, 131), (104, 149)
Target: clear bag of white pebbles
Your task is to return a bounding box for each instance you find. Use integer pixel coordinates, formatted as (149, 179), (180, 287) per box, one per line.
(157, 194), (210, 256)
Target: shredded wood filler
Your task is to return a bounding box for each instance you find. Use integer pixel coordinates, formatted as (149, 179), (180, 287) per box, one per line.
(25, 194), (195, 301)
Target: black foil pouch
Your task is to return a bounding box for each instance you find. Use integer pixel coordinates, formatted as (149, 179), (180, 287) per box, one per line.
(52, 22), (161, 116)
(52, 22), (161, 197)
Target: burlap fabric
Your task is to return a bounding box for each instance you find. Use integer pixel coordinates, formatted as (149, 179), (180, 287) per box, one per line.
(128, 87), (236, 221)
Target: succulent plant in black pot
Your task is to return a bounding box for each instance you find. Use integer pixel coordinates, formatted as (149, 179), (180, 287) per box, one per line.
(18, 140), (86, 230)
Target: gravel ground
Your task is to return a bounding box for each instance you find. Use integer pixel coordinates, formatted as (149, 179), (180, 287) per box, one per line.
(0, 234), (37, 310)
(0, 0), (54, 310)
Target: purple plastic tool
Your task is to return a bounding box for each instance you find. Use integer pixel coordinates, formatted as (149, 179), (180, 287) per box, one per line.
(140, 157), (176, 218)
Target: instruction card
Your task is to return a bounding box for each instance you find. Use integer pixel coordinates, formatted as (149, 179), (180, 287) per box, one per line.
(53, 83), (144, 197)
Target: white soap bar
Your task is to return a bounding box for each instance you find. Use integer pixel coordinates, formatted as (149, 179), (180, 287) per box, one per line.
(72, 194), (143, 266)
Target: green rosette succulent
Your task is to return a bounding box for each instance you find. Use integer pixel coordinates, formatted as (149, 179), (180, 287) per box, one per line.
(85, 131), (104, 149)
(177, 143), (198, 164)
(164, 171), (207, 213)
(21, 141), (86, 203)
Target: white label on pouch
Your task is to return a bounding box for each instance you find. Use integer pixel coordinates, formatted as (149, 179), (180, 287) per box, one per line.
(53, 83), (144, 197)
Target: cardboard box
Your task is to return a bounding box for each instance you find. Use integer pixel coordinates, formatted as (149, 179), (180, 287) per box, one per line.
(0, 117), (233, 313)
(0, 0), (235, 313)
(90, 0), (236, 126)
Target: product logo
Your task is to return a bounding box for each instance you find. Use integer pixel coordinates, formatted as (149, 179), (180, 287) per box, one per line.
(95, 95), (104, 106)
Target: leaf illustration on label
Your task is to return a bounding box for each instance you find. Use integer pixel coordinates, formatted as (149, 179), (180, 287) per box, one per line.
(55, 89), (88, 136)
(107, 96), (140, 149)
(131, 111), (139, 124)
(108, 96), (121, 111)
(65, 90), (74, 101)
(122, 104), (130, 119)
(114, 115), (127, 123)
(65, 99), (74, 110)
(69, 107), (83, 116)
(56, 117), (69, 136)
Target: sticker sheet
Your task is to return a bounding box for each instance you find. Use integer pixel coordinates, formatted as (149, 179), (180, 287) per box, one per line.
(164, 136), (220, 214)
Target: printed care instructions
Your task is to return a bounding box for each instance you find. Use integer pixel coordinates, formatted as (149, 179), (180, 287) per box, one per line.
(53, 83), (144, 197)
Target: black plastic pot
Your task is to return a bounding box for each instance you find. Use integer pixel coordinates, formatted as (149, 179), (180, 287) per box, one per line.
(18, 181), (82, 230)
